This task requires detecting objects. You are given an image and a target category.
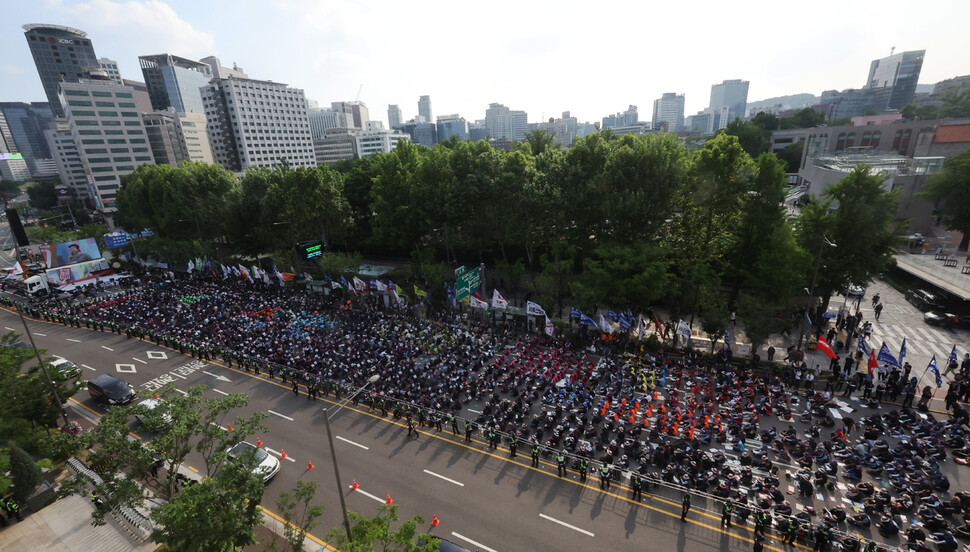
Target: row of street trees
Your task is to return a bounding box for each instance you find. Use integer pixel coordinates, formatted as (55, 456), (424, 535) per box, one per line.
(114, 129), (907, 352)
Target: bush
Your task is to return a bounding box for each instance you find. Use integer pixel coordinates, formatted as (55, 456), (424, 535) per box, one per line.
(9, 443), (41, 503)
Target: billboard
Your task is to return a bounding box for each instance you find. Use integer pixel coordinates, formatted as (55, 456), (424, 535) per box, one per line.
(46, 259), (110, 286)
(0, 153), (24, 160)
(53, 238), (102, 267)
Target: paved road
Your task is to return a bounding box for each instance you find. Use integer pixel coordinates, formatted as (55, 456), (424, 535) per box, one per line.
(5, 300), (970, 552)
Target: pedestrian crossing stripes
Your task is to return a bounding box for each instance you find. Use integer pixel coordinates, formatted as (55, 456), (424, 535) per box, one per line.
(868, 322), (961, 362)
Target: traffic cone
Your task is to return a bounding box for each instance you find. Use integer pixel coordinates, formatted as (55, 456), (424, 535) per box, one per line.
(431, 513), (439, 527)
(281, 449), (288, 459)
(256, 437), (263, 447)
(307, 460), (315, 470)
(153, 393), (159, 399)
(386, 493), (393, 505)
(352, 478), (359, 490)
(227, 423), (233, 430)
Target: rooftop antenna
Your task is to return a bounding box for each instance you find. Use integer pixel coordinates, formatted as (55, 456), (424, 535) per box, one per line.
(356, 84), (363, 102)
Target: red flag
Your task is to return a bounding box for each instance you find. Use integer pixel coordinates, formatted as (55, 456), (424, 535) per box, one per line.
(816, 335), (837, 359)
(653, 313), (665, 338)
(867, 350), (878, 376)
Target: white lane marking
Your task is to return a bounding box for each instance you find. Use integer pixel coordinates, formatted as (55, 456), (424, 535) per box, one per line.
(539, 513), (594, 537)
(268, 409), (294, 421)
(102, 345), (114, 351)
(423, 469), (464, 487)
(467, 409), (482, 414)
(4, 326), (14, 331)
(352, 488), (386, 504)
(451, 532), (497, 552)
(336, 436), (369, 450)
(34, 332), (46, 336)
(133, 357), (147, 364)
(67, 338), (82, 343)
(212, 389), (228, 396)
(80, 364), (95, 371)
(175, 389), (188, 396)
(264, 447), (296, 462)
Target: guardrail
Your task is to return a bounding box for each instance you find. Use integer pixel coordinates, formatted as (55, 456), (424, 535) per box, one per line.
(66, 457), (153, 542)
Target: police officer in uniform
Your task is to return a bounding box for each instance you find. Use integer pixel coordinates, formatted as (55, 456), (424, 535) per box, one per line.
(681, 493), (691, 521)
(531, 442), (540, 467)
(721, 500), (733, 527)
(557, 451), (567, 476)
(599, 463), (612, 489)
(754, 509), (767, 536)
(578, 458), (588, 481)
(509, 436), (517, 458)
(631, 473), (643, 501)
(784, 517), (798, 544)
(465, 420), (473, 443)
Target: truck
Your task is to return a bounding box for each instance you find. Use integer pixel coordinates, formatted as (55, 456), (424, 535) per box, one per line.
(24, 274), (51, 297)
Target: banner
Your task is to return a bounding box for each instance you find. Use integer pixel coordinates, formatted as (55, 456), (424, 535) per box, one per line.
(676, 320), (691, 338)
(469, 295), (489, 309)
(598, 314), (613, 335)
(45, 259), (110, 286)
(490, 289), (508, 310)
(877, 342), (901, 368)
(570, 307), (581, 319)
(353, 276), (367, 293)
(527, 301), (546, 317)
(578, 311), (598, 328)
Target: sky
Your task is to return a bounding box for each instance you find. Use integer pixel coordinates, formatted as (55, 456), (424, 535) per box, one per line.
(2, 0), (970, 127)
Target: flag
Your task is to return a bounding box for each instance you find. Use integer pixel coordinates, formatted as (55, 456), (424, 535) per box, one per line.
(638, 315), (646, 340)
(10, 262), (23, 276)
(724, 327), (731, 348)
(187, 259), (195, 273)
(857, 336), (870, 355)
(352, 276), (367, 293)
(804, 311), (812, 329)
(899, 338), (907, 363)
(816, 335), (837, 359)
(578, 311), (598, 328)
(598, 314), (613, 335)
(607, 309), (620, 323)
(372, 279), (388, 292)
(331, 280), (342, 289)
(261, 270), (270, 285)
(544, 315), (555, 336)
(527, 301), (546, 317)
(390, 288), (405, 307)
(949, 345), (959, 368)
(413, 285), (428, 299)
(490, 289), (508, 310)
(877, 342), (901, 368)
(238, 265), (252, 282)
(927, 356), (942, 388)
(387, 280), (396, 292)
(570, 307), (581, 319)
(676, 320), (692, 338)
(445, 284), (456, 306)
(274, 268), (284, 286)
(867, 350), (878, 376)
(469, 295), (489, 309)
(618, 314), (632, 331)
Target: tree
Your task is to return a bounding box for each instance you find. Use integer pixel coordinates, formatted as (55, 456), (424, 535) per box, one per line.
(325, 503), (438, 552)
(9, 443), (41, 504)
(150, 458), (265, 552)
(26, 181), (59, 210)
(268, 481), (324, 552)
(918, 148), (970, 250)
(523, 129), (559, 156)
(779, 108), (826, 130)
(776, 140), (805, 172)
(723, 119), (769, 157)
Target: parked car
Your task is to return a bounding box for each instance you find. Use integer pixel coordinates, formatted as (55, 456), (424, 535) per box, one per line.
(924, 311), (970, 330)
(906, 289), (946, 312)
(226, 441), (280, 483)
(87, 374), (137, 406)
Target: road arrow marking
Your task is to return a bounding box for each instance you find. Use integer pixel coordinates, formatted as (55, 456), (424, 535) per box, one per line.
(424, 469), (464, 487)
(336, 436), (369, 450)
(202, 370), (231, 382)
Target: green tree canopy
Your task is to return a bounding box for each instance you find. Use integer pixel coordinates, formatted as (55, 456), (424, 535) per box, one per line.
(919, 148), (970, 250)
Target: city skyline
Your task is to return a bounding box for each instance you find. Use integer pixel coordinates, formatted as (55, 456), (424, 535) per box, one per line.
(2, 0), (969, 128)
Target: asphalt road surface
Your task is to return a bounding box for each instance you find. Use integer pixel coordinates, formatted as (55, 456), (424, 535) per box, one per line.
(4, 302), (969, 552)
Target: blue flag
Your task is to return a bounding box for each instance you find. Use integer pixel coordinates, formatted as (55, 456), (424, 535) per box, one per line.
(876, 342), (900, 368)
(627, 309), (635, 322)
(570, 307), (581, 319)
(724, 327), (731, 348)
(619, 315), (632, 331)
(949, 345), (959, 367)
(927, 356), (942, 388)
(579, 312), (599, 328)
(445, 284), (456, 306)
(607, 309), (620, 323)
(340, 275), (349, 288)
(857, 336), (870, 355)
(899, 338), (907, 363)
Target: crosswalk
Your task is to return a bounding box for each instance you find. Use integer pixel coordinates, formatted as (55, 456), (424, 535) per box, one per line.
(865, 322), (961, 362)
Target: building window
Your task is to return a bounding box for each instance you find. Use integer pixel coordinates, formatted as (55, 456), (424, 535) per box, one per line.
(899, 129), (912, 153)
(846, 133), (856, 149)
(861, 132), (872, 147)
(95, 101), (116, 108)
(68, 100), (93, 107)
(92, 91), (112, 97)
(892, 130), (903, 150)
(64, 89), (89, 96)
(871, 131), (881, 148)
(835, 133), (847, 152)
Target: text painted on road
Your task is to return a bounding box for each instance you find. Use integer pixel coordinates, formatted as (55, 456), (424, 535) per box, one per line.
(141, 359), (208, 391)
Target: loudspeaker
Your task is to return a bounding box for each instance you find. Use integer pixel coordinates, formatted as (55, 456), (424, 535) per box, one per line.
(5, 208), (29, 247)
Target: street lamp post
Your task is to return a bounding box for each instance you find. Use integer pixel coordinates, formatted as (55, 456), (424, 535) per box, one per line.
(324, 374), (380, 543)
(798, 236), (837, 349)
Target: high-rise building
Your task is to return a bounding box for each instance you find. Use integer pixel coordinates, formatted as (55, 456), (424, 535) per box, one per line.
(397, 119), (437, 147)
(709, 79), (749, 124)
(0, 102), (57, 178)
(689, 106), (731, 134)
(356, 125), (408, 157)
(23, 24), (100, 118)
(418, 95), (432, 125)
(330, 101), (369, 130)
(601, 105), (638, 129)
(201, 77), (316, 172)
(313, 128), (359, 165)
(652, 93), (685, 132)
(121, 79), (154, 113)
(469, 120), (488, 141)
(308, 108), (349, 140)
(512, 110), (528, 141)
(98, 57), (123, 84)
(485, 103), (513, 140)
(0, 153), (30, 182)
(436, 115), (469, 142)
(58, 76), (156, 210)
(865, 50), (925, 110)
(139, 54), (213, 114)
(199, 56), (248, 79)
(45, 126), (89, 201)
(387, 104), (402, 129)
(143, 108), (213, 166)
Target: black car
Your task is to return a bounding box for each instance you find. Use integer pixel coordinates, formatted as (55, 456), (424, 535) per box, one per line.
(417, 537), (471, 552)
(906, 289), (946, 312)
(924, 311), (970, 330)
(87, 374), (137, 406)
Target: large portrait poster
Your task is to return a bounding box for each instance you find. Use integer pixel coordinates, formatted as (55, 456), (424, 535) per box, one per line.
(54, 238), (102, 267)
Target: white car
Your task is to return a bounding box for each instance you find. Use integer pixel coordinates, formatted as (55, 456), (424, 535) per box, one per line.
(50, 357), (80, 379)
(226, 441), (281, 483)
(134, 397), (173, 426)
